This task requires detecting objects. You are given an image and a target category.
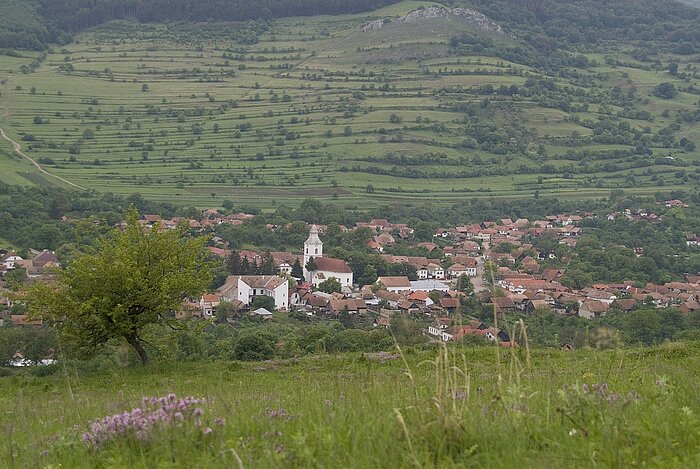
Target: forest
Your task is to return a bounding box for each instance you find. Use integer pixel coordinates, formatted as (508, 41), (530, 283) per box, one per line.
(2, 0), (699, 51)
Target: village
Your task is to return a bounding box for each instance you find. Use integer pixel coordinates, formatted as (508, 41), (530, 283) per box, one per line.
(5, 198), (698, 351)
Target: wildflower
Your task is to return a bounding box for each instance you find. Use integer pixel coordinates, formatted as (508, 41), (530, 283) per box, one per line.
(203, 427), (213, 436)
(215, 417), (226, 426)
(582, 383), (589, 394)
(324, 400), (333, 407)
(266, 409), (292, 420)
(655, 376), (668, 387)
(453, 391), (467, 400)
(569, 428), (578, 436)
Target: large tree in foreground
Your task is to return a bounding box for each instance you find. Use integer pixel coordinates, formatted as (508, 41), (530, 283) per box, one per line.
(29, 210), (211, 364)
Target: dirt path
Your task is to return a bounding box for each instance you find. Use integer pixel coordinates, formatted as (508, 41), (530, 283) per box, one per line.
(0, 126), (86, 190)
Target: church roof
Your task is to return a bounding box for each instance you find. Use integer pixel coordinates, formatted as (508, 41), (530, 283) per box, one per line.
(305, 224), (323, 245)
(313, 257), (352, 273)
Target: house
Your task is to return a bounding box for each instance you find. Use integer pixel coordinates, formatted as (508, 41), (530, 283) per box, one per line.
(397, 299), (421, 314)
(447, 263), (467, 279)
(578, 300), (609, 319)
(328, 298), (367, 316)
(376, 276), (412, 293)
(448, 258), (477, 278)
(410, 280), (450, 292)
(250, 307), (273, 319)
(439, 297), (461, 314)
(426, 263), (445, 280)
(0, 252), (23, 270)
(665, 199), (688, 208)
(611, 299), (638, 312)
(491, 296), (516, 313)
(219, 275), (289, 311)
(199, 294), (221, 317)
(31, 250), (59, 268)
(428, 317), (452, 337)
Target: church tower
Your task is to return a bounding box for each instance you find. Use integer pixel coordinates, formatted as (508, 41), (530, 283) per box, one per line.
(303, 224), (323, 267)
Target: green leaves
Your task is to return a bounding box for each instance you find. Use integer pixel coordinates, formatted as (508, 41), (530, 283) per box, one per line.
(29, 210), (211, 364)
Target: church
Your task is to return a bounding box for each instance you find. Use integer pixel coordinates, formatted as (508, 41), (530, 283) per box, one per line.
(302, 225), (354, 289)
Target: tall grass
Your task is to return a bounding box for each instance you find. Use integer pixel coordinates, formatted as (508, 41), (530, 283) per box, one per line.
(1, 342), (699, 467)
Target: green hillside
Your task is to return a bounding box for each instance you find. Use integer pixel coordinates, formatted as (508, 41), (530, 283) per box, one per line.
(0, 0), (699, 207)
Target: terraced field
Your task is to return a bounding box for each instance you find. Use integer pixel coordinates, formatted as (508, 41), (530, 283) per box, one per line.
(1, 0), (699, 207)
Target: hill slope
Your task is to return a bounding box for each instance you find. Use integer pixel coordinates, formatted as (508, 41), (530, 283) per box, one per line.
(0, 0), (699, 207)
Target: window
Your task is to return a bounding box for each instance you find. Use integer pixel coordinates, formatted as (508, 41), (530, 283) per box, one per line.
(315, 248), (318, 254)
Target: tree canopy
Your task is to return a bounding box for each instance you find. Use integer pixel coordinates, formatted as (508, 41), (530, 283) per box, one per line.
(28, 210), (211, 364)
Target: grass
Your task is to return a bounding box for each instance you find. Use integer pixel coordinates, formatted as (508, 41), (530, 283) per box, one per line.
(0, 0), (698, 207)
(1, 342), (699, 467)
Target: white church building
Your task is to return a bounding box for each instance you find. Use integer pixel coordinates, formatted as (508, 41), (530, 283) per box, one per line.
(302, 225), (354, 289)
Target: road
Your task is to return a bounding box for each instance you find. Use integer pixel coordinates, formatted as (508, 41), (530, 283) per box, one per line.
(0, 126), (86, 190)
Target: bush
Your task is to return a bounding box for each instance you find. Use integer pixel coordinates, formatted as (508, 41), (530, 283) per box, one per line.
(233, 334), (274, 361)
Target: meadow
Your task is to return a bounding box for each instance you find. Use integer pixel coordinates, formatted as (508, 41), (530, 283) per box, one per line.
(1, 342), (699, 468)
(0, 1), (698, 207)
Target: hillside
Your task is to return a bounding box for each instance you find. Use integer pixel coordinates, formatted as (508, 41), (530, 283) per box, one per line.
(0, 0), (699, 207)
(0, 0), (51, 50)
(2, 344), (699, 467)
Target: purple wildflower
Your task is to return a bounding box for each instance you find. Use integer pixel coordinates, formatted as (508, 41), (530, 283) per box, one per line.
(203, 427), (213, 436)
(82, 394), (208, 449)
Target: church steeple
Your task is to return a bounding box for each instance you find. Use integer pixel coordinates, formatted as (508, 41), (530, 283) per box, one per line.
(304, 224), (323, 267)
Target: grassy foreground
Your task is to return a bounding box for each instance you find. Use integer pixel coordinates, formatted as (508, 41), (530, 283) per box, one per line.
(2, 343), (700, 468)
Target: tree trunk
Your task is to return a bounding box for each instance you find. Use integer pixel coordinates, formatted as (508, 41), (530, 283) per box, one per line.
(125, 333), (149, 365)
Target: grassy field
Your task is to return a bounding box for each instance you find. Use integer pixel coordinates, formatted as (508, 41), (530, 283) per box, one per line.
(0, 1), (699, 207)
(1, 343), (699, 467)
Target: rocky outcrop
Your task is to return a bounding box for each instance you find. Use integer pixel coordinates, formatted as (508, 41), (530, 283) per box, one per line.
(361, 6), (504, 35)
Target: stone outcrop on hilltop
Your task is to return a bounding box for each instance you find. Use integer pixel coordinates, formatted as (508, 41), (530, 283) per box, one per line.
(362, 6), (504, 34)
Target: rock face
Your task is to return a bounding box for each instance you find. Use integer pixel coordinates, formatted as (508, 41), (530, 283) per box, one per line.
(361, 6), (504, 35)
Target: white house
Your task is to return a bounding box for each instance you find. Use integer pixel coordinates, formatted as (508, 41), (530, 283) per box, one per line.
(376, 276), (411, 293)
(219, 275), (289, 311)
(199, 294), (221, 317)
(428, 318), (451, 337)
(426, 263), (445, 280)
(0, 252), (23, 270)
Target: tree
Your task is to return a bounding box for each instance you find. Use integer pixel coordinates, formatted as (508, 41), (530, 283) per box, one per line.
(215, 301), (238, 323)
(28, 210), (211, 365)
(141, 83), (149, 92)
(455, 273), (474, 295)
(668, 62), (678, 76)
(428, 291), (443, 305)
(291, 259), (304, 278)
(225, 251), (243, 274)
(233, 334), (274, 361)
(318, 277), (341, 294)
(482, 260), (498, 285)
(652, 82), (677, 99)
(359, 264), (378, 287)
(305, 257), (318, 272)
(250, 295), (276, 312)
(338, 306), (353, 328)
(5, 267), (28, 291)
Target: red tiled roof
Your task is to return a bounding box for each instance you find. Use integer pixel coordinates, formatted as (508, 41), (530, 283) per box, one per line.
(313, 257), (352, 273)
